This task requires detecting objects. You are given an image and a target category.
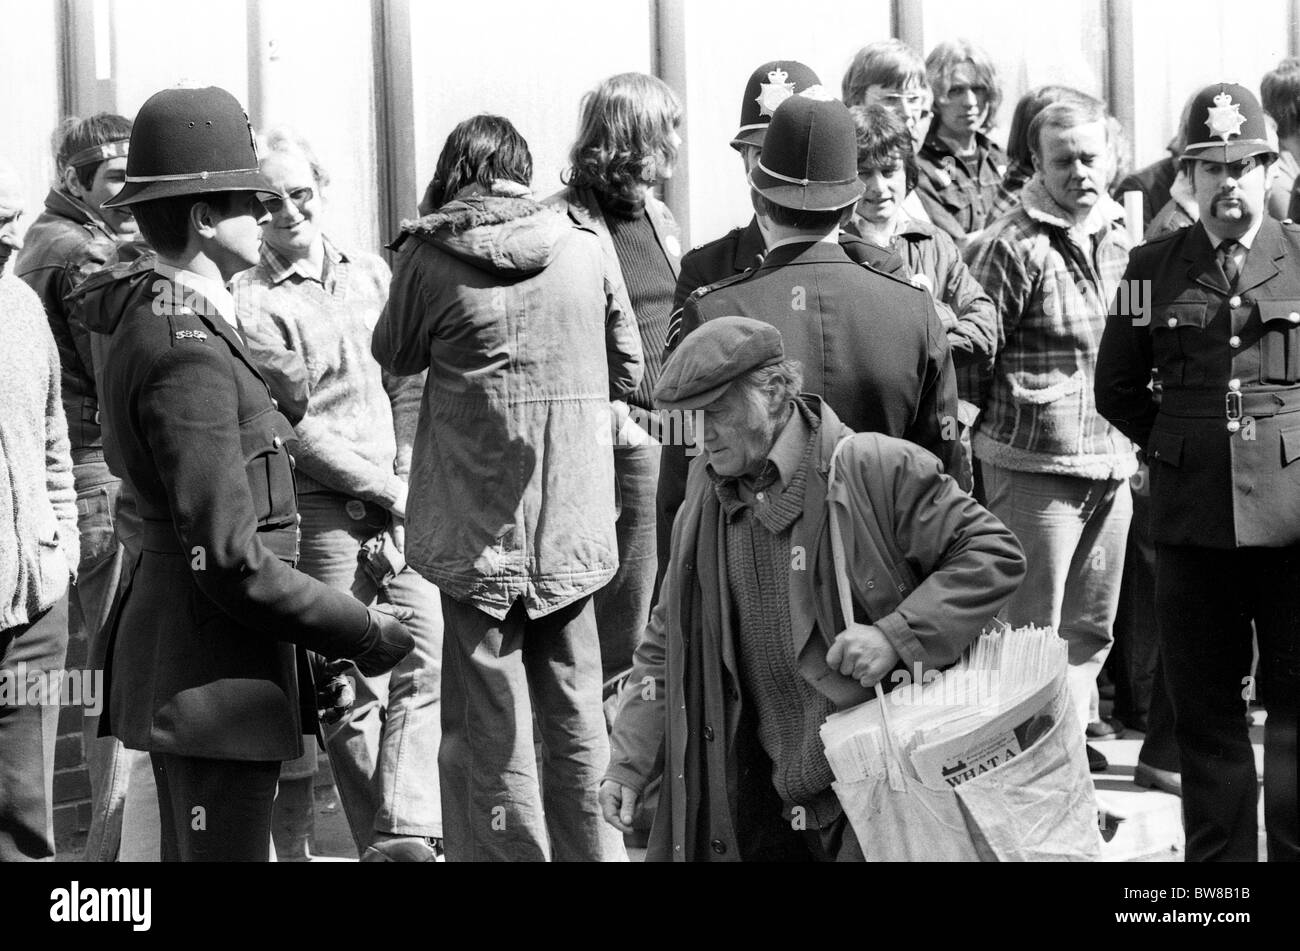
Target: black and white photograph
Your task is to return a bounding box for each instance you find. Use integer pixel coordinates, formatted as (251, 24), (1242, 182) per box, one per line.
(0, 0), (1292, 928)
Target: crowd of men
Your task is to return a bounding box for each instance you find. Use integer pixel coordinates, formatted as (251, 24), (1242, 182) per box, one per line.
(0, 36), (1296, 863)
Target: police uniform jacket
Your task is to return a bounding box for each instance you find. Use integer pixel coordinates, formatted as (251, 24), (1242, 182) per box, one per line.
(680, 239), (960, 475)
(1096, 217), (1300, 549)
(79, 267), (381, 760)
(669, 218), (906, 318)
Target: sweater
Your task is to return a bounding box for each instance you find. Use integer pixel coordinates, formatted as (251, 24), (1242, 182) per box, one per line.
(1, 274), (79, 629)
(718, 416), (836, 812)
(600, 198), (675, 411)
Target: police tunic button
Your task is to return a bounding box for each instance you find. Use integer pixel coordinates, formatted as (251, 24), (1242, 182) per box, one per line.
(271, 397), (279, 410)
(755, 491), (765, 501)
(345, 499), (367, 520)
(703, 725), (715, 741)
(710, 839), (728, 855)
(1229, 335), (1242, 348)
(1227, 420), (1241, 433)
(1228, 378), (1241, 391)
(272, 435), (283, 448)
(1290, 312), (1300, 324)
(1166, 317), (1178, 328)
(1229, 295), (1242, 308)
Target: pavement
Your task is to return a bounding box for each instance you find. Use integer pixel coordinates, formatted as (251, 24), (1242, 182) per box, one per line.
(55, 712), (1267, 863)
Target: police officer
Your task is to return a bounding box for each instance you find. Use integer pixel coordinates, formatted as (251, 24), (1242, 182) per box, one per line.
(679, 90), (959, 476)
(81, 86), (413, 862)
(656, 74), (943, 580)
(669, 60), (905, 323)
(1096, 82), (1300, 861)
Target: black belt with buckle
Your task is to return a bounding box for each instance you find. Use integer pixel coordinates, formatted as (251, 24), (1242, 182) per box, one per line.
(1159, 388), (1300, 420)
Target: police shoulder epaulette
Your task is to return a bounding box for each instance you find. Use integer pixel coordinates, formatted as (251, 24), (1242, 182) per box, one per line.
(665, 266), (756, 352)
(687, 266), (754, 302)
(684, 225), (745, 257)
(857, 260), (929, 294)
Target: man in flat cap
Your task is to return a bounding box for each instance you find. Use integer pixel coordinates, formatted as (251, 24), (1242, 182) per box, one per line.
(656, 64), (914, 582)
(663, 92), (961, 587)
(76, 85), (413, 861)
(1097, 82), (1300, 861)
(600, 317), (1024, 861)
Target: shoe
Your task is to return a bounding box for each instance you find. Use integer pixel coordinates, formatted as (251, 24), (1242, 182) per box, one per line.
(360, 834), (443, 862)
(1133, 761), (1182, 796)
(1086, 743), (1109, 773)
(1086, 716), (1126, 740)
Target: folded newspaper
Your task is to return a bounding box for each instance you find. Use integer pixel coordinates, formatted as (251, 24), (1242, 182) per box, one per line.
(820, 625), (1066, 789)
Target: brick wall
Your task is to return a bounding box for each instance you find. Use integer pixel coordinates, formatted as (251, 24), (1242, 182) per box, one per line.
(53, 625), (92, 841)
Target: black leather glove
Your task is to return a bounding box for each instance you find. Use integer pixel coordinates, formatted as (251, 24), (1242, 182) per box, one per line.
(352, 606), (415, 677)
(316, 659), (357, 725)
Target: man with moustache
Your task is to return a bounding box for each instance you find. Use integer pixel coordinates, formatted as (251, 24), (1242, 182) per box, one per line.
(1097, 83), (1300, 861)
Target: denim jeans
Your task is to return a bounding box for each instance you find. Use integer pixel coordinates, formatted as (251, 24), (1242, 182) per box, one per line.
(0, 597), (69, 861)
(296, 491), (444, 850)
(982, 465), (1133, 732)
(74, 455), (145, 862)
(594, 442), (660, 682)
(439, 593), (626, 862)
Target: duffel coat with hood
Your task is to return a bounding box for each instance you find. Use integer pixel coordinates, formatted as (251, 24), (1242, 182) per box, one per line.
(605, 397), (1026, 861)
(372, 186), (643, 620)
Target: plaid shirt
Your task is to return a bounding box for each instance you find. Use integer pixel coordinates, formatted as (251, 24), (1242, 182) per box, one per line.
(232, 237), (423, 510)
(968, 176), (1137, 480)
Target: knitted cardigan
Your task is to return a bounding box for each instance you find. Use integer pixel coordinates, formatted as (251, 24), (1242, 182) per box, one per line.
(0, 274), (79, 629)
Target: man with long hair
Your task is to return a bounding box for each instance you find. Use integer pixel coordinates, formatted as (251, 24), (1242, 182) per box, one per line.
(916, 39), (1012, 247)
(546, 74), (683, 691)
(375, 113), (640, 861)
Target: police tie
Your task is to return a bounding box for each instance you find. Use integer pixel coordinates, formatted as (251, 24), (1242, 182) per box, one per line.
(1217, 238), (1240, 289)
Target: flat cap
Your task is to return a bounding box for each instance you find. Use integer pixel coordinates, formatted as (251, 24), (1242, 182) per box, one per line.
(653, 316), (784, 410)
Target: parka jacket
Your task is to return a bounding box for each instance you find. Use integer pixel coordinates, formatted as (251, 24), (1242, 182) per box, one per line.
(606, 397), (1025, 861)
(372, 188), (643, 619)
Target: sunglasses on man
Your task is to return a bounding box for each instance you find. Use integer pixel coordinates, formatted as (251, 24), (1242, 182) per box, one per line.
(263, 186), (315, 214)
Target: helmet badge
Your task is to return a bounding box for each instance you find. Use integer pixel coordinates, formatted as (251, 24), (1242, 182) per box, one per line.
(755, 67), (795, 118)
(1205, 91), (1247, 142)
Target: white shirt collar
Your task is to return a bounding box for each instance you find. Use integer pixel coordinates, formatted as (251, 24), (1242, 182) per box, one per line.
(765, 231), (840, 252)
(152, 261), (239, 330)
(1201, 212), (1265, 252)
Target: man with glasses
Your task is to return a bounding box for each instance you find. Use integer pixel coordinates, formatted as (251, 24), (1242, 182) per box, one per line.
(75, 86), (413, 861)
(841, 39), (934, 225)
(233, 131), (443, 863)
(1097, 83), (1300, 862)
